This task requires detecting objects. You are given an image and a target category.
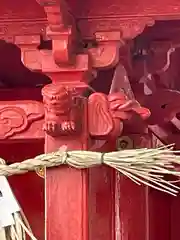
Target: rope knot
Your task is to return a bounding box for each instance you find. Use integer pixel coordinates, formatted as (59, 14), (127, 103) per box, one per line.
(100, 152), (105, 164)
(61, 151), (68, 164)
(59, 145), (68, 164)
(0, 158), (6, 165)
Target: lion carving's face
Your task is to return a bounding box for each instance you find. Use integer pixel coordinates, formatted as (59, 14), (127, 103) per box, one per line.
(42, 85), (70, 102)
(42, 85), (72, 116)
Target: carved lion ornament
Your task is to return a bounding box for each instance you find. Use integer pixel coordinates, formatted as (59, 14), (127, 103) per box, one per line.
(42, 83), (150, 138)
(88, 92), (150, 138)
(42, 84), (77, 136)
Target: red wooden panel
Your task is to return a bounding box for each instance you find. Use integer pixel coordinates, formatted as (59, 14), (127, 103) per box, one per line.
(0, 0), (45, 20)
(117, 134), (148, 240)
(149, 189), (171, 240)
(170, 194), (180, 240)
(0, 88), (43, 101)
(88, 166), (115, 240)
(88, 141), (116, 240)
(118, 176), (148, 240)
(0, 141), (44, 239)
(117, 134), (172, 240)
(67, 0), (180, 19)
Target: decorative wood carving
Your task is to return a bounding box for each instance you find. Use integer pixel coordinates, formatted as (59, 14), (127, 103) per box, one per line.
(3, 1), (180, 240)
(88, 91), (150, 138)
(1, 1), (158, 72)
(139, 89), (180, 149)
(0, 0), (46, 41)
(88, 31), (122, 69)
(67, 0), (180, 19)
(0, 101), (44, 139)
(40, 51), (91, 83)
(28, 2), (156, 70)
(36, 0), (77, 65)
(0, 0), (45, 20)
(42, 83), (82, 136)
(0, 19), (153, 71)
(143, 89), (180, 125)
(0, 20), (46, 43)
(2, 0), (180, 42)
(79, 18), (154, 40)
(15, 35), (42, 70)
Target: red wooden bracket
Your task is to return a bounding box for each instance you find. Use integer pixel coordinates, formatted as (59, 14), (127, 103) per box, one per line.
(36, 0), (77, 65)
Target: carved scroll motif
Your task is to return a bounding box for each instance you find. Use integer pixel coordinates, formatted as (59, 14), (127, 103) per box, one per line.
(0, 101), (44, 139)
(88, 93), (114, 136)
(88, 92), (150, 138)
(42, 83), (81, 136)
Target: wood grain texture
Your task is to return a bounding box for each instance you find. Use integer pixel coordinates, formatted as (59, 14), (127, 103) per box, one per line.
(46, 167), (88, 240)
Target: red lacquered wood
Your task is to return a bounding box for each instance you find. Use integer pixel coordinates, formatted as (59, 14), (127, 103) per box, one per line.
(117, 134), (150, 240)
(117, 134), (172, 240)
(67, 0), (180, 19)
(4, 1), (180, 239)
(46, 167), (88, 240)
(43, 77), (116, 240)
(170, 194), (180, 240)
(43, 84), (90, 240)
(45, 137), (116, 239)
(118, 176), (148, 240)
(88, 166), (115, 240)
(149, 188), (171, 240)
(88, 141), (116, 240)
(0, 141), (45, 239)
(1, 0), (45, 20)
(45, 134), (89, 240)
(0, 88), (43, 101)
(46, 143), (116, 240)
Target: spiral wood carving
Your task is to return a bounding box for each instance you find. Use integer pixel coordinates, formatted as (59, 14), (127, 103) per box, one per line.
(0, 101), (44, 139)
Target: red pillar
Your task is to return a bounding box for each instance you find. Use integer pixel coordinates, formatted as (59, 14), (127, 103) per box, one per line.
(42, 54), (115, 240)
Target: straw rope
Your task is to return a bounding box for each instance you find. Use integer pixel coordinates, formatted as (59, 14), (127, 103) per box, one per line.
(1, 145), (180, 196)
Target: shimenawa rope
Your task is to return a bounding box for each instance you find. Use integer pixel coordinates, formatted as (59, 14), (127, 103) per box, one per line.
(1, 145), (180, 196)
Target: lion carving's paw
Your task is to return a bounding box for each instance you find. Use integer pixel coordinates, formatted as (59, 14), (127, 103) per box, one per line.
(43, 121), (76, 136)
(61, 121), (75, 132)
(43, 121), (58, 135)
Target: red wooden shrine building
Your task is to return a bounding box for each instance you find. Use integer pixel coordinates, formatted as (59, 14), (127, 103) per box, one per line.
(1, 0), (180, 239)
